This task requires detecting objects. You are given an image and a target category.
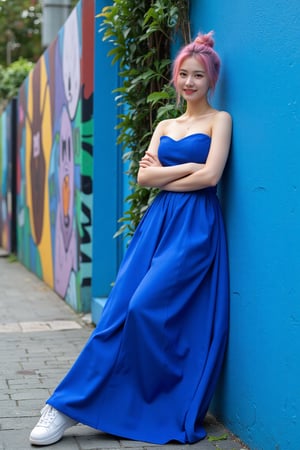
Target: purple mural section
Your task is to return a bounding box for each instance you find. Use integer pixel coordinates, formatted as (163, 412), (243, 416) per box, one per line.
(54, 105), (77, 297)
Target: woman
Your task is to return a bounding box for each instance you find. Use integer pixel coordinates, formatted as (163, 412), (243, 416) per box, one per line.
(30, 31), (232, 446)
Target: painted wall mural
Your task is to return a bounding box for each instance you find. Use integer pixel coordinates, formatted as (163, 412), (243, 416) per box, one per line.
(16, 0), (94, 312)
(0, 99), (17, 253)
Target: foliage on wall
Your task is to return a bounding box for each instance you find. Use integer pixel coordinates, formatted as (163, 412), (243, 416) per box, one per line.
(99, 0), (190, 239)
(0, 58), (33, 112)
(0, 0), (42, 67)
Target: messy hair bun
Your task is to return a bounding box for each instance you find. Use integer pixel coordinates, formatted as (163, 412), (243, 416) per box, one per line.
(194, 31), (215, 48)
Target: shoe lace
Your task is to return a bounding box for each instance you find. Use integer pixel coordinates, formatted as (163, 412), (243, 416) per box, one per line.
(37, 405), (57, 427)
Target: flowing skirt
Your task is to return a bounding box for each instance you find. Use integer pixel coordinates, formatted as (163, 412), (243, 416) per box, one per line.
(47, 189), (229, 444)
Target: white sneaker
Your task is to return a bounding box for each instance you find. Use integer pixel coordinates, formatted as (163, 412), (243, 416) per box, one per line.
(29, 404), (77, 446)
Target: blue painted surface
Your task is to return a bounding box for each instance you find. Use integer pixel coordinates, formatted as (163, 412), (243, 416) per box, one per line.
(190, 1), (300, 449)
(91, 0), (120, 320)
(91, 296), (107, 324)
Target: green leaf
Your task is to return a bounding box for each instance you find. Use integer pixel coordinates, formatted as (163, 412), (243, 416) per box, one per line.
(207, 433), (229, 442)
(147, 91), (170, 103)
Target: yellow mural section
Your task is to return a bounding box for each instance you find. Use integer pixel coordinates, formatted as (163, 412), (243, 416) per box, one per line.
(26, 56), (53, 287)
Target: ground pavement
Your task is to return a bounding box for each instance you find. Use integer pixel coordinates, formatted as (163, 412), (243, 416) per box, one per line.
(0, 249), (249, 450)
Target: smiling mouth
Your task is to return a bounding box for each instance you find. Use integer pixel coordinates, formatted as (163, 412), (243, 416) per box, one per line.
(184, 89), (196, 95)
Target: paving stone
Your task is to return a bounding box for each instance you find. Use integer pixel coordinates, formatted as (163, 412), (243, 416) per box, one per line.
(0, 323), (22, 332)
(0, 429), (80, 450)
(11, 388), (50, 401)
(0, 416), (35, 430)
(75, 429), (122, 449)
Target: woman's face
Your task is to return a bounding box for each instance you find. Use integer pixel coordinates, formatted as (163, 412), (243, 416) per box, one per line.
(177, 56), (210, 102)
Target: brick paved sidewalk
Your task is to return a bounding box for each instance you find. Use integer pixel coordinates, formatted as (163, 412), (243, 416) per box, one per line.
(0, 250), (249, 450)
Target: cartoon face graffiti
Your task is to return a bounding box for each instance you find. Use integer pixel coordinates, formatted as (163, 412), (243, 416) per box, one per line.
(59, 107), (74, 252)
(62, 8), (81, 120)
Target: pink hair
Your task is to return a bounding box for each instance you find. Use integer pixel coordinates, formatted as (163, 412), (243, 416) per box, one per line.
(172, 31), (221, 98)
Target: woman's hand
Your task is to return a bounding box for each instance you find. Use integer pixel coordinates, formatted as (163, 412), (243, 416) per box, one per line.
(139, 151), (162, 168)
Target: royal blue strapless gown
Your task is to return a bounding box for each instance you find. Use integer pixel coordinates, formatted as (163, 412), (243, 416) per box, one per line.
(47, 133), (229, 444)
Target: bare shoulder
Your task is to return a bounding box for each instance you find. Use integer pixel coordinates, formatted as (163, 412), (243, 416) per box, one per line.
(155, 118), (176, 134)
(214, 110), (232, 125)
(211, 110), (232, 135)
(147, 119), (173, 154)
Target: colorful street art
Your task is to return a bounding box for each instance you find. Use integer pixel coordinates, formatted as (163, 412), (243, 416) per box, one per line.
(0, 99), (17, 253)
(16, 0), (94, 312)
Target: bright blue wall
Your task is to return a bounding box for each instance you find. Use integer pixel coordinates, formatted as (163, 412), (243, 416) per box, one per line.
(92, 0), (121, 319)
(190, 1), (300, 449)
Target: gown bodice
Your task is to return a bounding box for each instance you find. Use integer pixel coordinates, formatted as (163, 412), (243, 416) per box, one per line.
(158, 133), (211, 166)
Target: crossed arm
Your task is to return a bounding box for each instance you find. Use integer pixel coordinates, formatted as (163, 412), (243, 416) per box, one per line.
(137, 111), (232, 192)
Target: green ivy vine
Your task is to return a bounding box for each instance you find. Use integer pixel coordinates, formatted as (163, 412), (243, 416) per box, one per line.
(99, 0), (190, 240)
